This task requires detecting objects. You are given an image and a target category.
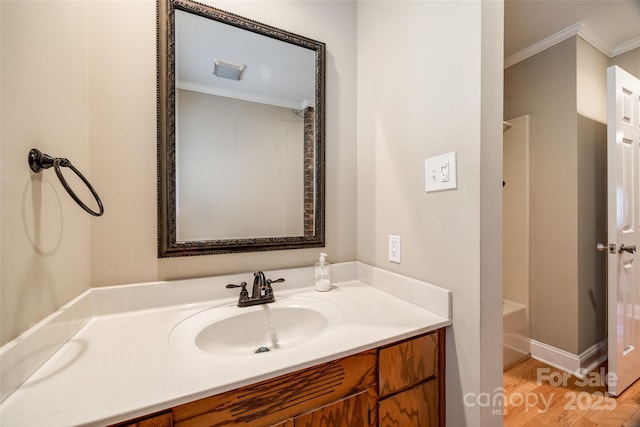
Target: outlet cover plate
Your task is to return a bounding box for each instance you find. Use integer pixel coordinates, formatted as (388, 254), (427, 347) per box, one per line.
(389, 235), (401, 263)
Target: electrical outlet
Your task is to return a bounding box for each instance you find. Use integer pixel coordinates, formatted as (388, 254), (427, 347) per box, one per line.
(389, 235), (401, 263)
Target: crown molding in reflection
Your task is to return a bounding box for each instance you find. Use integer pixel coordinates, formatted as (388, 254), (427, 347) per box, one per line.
(505, 21), (640, 69)
(176, 80), (308, 110)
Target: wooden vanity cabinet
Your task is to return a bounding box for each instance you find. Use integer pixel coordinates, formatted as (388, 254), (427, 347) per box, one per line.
(378, 330), (445, 427)
(170, 350), (377, 427)
(292, 390), (372, 426)
(114, 410), (173, 427)
(113, 329), (445, 427)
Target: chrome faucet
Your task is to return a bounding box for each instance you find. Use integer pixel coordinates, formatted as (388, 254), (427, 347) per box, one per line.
(226, 271), (285, 307)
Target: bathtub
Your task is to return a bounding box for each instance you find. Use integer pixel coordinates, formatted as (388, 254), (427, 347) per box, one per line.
(503, 299), (530, 369)
(503, 299), (527, 333)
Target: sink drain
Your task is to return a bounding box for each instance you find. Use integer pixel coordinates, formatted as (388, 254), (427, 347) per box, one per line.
(255, 346), (271, 353)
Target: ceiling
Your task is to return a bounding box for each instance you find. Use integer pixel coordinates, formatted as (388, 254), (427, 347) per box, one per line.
(175, 9), (316, 110)
(177, 1), (639, 96)
(505, 0), (640, 65)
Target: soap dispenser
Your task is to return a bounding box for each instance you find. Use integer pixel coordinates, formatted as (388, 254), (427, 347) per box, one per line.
(315, 252), (331, 292)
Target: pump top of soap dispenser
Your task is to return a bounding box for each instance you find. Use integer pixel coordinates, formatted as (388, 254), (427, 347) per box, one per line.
(319, 252), (327, 266)
(315, 252), (331, 292)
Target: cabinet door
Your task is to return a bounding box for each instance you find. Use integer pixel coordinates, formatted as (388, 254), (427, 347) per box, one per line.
(378, 380), (438, 427)
(379, 332), (438, 396)
(294, 391), (371, 427)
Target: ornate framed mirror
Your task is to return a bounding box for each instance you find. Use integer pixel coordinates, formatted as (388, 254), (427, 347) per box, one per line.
(157, 0), (326, 256)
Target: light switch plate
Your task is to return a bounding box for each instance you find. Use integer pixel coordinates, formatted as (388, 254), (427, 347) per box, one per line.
(425, 152), (457, 192)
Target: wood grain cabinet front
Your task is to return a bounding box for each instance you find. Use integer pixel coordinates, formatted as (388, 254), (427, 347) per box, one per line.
(113, 411), (173, 427)
(377, 330), (445, 427)
(171, 350), (377, 427)
(112, 328), (445, 427)
(378, 380), (439, 427)
(294, 391), (373, 426)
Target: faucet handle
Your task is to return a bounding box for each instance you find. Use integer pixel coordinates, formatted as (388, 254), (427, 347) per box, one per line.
(226, 282), (248, 289)
(226, 282), (249, 300)
(264, 278), (285, 297)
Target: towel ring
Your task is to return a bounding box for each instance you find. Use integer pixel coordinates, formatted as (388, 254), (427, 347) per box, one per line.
(28, 148), (104, 217)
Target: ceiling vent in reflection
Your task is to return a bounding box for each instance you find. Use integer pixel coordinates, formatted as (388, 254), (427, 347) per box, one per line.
(213, 58), (246, 81)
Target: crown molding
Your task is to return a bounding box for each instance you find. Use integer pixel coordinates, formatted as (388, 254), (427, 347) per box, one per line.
(176, 80), (307, 110)
(505, 20), (636, 68)
(612, 36), (640, 57)
(505, 22), (582, 68)
(577, 21), (614, 56)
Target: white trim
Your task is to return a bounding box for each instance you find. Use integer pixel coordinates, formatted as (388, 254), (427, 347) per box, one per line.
(529, 338), (608, 379)
(612, 36), (640, 57)
(503, 332), (530, 355)
(505, 22), (582, 68)
(578, 22), (614, 57)
(176, 80), (307, 110)
(505, 20), (638, 69)
(578, 339), (609, 377)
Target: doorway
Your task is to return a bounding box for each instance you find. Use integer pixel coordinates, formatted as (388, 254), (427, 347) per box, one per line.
(502, 115), (531, 370)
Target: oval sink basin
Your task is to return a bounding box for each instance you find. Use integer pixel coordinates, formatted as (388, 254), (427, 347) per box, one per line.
(169, 296), (342, 356)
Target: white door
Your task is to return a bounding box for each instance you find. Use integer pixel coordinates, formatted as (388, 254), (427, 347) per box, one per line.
(606, 65), (640, 396)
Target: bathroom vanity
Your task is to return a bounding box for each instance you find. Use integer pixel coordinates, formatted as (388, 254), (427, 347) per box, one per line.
(0, 263), (451, 427)
(115, 330), (444, 427)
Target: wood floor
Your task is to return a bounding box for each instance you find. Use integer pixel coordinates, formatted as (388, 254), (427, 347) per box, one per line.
(503, 359), (640, 426)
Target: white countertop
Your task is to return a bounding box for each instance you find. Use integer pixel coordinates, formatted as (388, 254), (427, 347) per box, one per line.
(0, 263), (451, 427)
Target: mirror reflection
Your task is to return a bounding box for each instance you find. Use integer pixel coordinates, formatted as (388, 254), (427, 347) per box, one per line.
(157, 0), (326, 256)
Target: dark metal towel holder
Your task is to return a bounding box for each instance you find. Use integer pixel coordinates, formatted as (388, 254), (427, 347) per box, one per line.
(28, 148), (104, 217)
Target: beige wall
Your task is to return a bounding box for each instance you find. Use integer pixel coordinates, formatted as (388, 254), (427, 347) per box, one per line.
(357, 1), (503, 424)
(576, 38), (608, 352)
(1, 0), (358, 343)
(1, 0), (92, 345)
(609, 47), (640, 77)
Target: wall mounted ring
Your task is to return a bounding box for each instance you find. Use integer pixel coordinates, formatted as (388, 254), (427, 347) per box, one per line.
(28, 148), (104, 217)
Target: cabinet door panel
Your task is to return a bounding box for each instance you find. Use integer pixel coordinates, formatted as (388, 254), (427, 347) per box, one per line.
(379, 380), (438, 427)
(294, 391), (370, 427)
(379, 332), (438, 396)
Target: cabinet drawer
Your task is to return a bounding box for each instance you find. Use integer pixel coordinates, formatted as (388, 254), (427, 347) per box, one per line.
(378, 332), (438, 397)
(111, 411), (173, 427)
(172, 350), (376, 427)
(379, 380), (438, 427)
(295, 391), (372, 427)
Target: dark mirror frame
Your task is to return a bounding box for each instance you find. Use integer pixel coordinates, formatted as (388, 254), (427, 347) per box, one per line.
(157, 0), (326, 257)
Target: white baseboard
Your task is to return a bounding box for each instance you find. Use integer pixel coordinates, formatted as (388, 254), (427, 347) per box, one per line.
(529, 338), (608, 379)
(502, 332), (608, 378)
(504, 332), (530, 354)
